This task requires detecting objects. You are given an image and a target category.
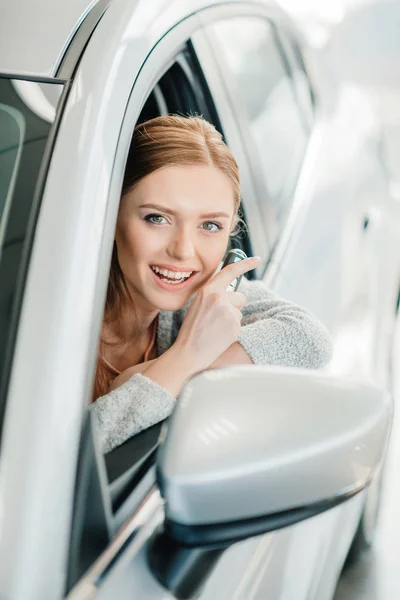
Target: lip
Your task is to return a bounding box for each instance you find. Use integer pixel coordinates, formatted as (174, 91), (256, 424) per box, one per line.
(149, 265), (198, 292)
(150, 263), (197, 274)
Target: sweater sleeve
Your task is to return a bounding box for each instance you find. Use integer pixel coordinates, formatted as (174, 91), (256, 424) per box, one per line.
(90, 373), (176, 454)
(237, 278), (333, 369)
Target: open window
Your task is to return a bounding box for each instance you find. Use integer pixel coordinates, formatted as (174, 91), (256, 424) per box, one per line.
(103, 42), (253, 484)
(66, 43), (253, 592)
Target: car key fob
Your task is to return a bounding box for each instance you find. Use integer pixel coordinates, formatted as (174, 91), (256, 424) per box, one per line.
(221, 248), (248, 291)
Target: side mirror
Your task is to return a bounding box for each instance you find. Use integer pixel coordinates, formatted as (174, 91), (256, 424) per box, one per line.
(148, 366), (392, 599)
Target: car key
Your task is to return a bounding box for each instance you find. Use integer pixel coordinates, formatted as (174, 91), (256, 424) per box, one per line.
(221, 248), (248, 292)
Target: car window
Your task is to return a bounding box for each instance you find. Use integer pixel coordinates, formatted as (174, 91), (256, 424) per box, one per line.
(0, 78), (63, 443)
(207, 16), (311, 248)
(68, 45), (252, 590)
(103, 50), (252, 480)
(0, 103), (24, 229)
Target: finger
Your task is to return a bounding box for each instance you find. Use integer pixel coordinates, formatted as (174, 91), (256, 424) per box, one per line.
(209, 256), (261, 291)
(225, 291), (246, 310)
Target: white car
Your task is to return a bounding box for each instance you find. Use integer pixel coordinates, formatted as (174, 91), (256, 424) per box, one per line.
(0, 1), (399, 599)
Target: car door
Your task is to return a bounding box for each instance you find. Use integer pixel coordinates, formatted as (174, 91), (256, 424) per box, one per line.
(64, 6), (364, 600)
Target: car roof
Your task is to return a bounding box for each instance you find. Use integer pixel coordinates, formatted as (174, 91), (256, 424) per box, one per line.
(0, 0), (111, 79)
(0, 0), (317, 81)
(0, 0), (293, 80)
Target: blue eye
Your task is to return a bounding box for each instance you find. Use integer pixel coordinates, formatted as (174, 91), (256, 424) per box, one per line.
(202, 221), (223, 232)
(144, 213), (167, 225)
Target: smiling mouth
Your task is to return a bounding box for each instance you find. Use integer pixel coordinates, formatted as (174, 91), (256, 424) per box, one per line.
(150, 265), (196, 285)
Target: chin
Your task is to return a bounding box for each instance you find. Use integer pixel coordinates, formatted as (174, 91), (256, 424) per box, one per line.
(153, 293), (192, 312)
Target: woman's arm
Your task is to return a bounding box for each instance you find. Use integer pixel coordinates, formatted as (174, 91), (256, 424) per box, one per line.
(110, 278), (332, 392)
(91, 372), (176, 454)
(235, 278), (332, 368)
(108, 341), (251, 396)
(208, 342), (253, 368)
(93, 276), (332, 454)
(108, 359), (157, 390)
(109, 345), (197, 396)
(170, 277), (332, 370)
(91, 345), (204, 454)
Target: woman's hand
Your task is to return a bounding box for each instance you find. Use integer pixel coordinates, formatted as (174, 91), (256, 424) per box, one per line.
(173, 256), (261, 374)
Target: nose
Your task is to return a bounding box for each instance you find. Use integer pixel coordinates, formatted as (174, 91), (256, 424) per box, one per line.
(166, 226), (195, 262)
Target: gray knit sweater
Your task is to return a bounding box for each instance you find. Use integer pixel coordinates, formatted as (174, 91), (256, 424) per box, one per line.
(91, 278), (333, 454)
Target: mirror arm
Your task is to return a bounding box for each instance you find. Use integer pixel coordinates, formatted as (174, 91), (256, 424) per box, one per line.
(147, 483), (368, 598)
(147, 526), (226, 600)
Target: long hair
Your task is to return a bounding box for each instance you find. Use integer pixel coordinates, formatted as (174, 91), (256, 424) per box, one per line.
(93, 115), (241, 400)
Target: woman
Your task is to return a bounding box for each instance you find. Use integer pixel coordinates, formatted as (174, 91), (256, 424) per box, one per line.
(91, 115), (332, 454)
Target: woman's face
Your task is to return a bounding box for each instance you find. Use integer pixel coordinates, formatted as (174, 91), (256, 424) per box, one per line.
(115, 164), (236, 312)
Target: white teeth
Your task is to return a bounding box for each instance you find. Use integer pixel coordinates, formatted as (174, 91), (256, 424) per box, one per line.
(160, 277), (185, 284)
(151, 266), (193, 280)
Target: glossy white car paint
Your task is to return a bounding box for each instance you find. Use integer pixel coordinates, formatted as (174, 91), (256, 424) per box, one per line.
(158, 367), (392, 524)
(0, 1), (398, 599)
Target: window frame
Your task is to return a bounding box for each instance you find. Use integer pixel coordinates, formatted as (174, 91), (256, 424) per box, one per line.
(67, 37), (255, 590)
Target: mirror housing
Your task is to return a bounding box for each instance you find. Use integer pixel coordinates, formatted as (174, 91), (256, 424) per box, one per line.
(149, 367), (392, 598)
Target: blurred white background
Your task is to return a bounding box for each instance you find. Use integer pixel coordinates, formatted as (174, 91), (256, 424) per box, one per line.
(280, 0), (400, 186)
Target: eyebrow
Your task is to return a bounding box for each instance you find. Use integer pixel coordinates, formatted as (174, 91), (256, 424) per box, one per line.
(138, 203), (231, 219)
